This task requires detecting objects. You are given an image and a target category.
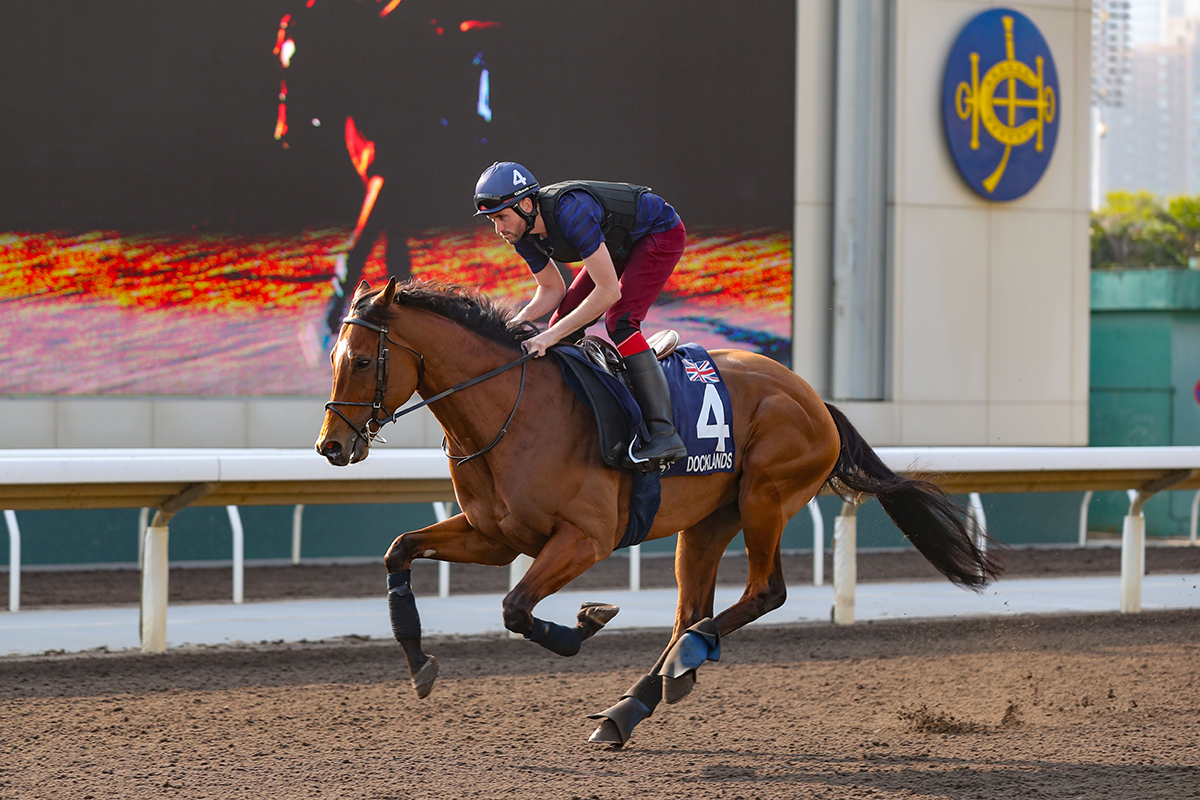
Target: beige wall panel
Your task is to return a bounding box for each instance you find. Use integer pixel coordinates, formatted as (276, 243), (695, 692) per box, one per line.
(890, 0), (1091, 445)
(792, 202), (833, 393)
(153, 400), (248, 448)
(988, 401), (1077, 445)
(999, 5), (1078, 212)
(1071, 5), (1093, 210)
(0, 400), (56, 449)
(988, 209), (1075, 404)
(893, 0), (989, 208)
(56, 399), (153, 448)
(247, 398), (330, 449)
(835, 400), (901, 446)
(894, 205), (990, 404)
(793, 0), (836, 394)
(795, 0), (836, 206)
(1070, 399), (1089, 445)
(1069, 211), (1091, 411)
(900, 402), (989, 445)
(1020, 0), (1089, 16)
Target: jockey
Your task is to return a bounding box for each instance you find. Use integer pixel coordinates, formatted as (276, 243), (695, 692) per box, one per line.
(474, 161), (688, 466)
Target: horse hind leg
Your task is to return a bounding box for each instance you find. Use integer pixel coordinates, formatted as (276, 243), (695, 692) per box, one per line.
(587, 505), (738, 746)
(659, 473), (825, 707)
(655, 504), (750, 707)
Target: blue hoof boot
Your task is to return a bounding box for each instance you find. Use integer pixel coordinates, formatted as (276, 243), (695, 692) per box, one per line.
(657, 618), (720, 704)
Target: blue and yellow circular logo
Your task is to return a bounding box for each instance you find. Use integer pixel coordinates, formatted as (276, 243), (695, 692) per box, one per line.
(942, 9), (1059, 202)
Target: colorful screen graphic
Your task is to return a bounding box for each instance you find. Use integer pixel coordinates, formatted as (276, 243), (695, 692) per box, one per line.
(0, 1), (796, 396)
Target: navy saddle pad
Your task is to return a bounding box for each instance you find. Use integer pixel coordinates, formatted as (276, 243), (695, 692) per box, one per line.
(550, 341), (736, 549)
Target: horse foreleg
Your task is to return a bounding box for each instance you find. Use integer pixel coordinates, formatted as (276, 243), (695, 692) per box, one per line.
(502, 522), (616, 657)
(383, 514), (520, 699)
(385, 569), (440, 699)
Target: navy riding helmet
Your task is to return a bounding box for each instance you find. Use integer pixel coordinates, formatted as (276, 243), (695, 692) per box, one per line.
(473, 162), (539, 222)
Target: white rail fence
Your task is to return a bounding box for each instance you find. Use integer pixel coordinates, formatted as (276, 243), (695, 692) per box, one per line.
(2, 447), (1199, 650)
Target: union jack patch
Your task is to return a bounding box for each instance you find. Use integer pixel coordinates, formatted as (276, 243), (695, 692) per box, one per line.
(683, 358), (719, 383)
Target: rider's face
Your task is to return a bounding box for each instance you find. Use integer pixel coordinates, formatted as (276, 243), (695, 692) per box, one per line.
(487, 207), (528, 244)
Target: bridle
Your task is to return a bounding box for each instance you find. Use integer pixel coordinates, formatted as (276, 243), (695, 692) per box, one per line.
(324, 316), (536, 465)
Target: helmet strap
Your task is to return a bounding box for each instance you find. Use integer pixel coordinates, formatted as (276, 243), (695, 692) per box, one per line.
(514, 195), (539, 237)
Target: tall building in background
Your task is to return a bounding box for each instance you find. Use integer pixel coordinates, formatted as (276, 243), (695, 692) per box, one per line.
(1093, 0), (1133, 206)
(1105, 20), (1196, 197)
(1129, 0), (1167, 45)
(1098, 5), (1200, 200)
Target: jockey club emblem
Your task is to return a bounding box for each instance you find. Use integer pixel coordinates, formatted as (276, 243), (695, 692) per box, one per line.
(942, 8), (1059, 202)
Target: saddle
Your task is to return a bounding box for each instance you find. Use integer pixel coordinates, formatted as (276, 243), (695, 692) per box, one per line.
(549, 334), (680, 550)
(554, 331), (681, 474)
(549, 331), (734, 550)
(575, 330), (680, 374)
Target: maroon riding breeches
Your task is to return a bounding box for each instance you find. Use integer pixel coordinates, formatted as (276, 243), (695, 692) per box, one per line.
(550, 221), (687, 352)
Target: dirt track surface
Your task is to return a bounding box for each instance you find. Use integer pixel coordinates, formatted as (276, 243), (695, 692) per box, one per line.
(2, 610), (1199, 799)
(4, 546), (1200, 799)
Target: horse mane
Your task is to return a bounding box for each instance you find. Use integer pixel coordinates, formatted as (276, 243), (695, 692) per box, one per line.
(353, 279), (537, 352)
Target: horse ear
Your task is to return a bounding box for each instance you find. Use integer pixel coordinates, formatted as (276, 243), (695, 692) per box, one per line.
(379, 275), (397, 307)
(351, 280), (372, 301)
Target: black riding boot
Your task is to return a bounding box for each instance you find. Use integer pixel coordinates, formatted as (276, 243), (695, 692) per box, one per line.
(624, 349), (688, 466)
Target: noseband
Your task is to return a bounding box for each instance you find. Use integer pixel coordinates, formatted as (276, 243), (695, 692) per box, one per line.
(324, 315), (535, 465)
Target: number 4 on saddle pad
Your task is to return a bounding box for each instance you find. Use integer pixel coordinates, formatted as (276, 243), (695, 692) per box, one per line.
(657, 345), (735, 477)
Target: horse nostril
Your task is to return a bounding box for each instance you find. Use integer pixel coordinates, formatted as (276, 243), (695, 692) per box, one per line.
(322, 441), (342, 459)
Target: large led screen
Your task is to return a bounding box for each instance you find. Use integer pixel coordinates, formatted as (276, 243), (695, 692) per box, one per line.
(0, 1), (796, 395)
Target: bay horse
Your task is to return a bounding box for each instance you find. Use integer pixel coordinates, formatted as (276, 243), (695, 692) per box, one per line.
(315, 277), (1001, 746)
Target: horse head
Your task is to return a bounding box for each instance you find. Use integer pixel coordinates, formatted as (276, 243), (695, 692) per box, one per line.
(315, 276), (424, 465)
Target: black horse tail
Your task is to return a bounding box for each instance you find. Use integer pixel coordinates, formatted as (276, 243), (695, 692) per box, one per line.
(823, 403), (1002, 590)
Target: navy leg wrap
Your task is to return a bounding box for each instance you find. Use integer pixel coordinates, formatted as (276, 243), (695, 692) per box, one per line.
(527, 617), (583, 657)
(387, 569), (422, 641)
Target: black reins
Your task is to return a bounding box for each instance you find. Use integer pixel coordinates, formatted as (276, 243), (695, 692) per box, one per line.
(323, 316), (536, 465)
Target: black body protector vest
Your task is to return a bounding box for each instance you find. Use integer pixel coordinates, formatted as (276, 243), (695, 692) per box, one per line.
(531, 180), (650, 264)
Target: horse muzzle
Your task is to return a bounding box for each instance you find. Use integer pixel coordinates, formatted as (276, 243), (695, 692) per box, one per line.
(315, 433), (369, 466)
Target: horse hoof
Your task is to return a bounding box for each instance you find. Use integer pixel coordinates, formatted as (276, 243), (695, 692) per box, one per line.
(588, 718), (626, 747)
(577, 602), (620, 638)
(410, 655), (439, 699)
(662, 670), (696, 705)
(586, 692), (652, 746)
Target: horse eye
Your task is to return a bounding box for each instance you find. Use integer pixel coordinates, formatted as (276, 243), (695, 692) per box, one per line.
(354, 357), (372, 371)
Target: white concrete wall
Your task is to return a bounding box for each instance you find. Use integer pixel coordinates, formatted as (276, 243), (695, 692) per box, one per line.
(795, 0), (1092, 447)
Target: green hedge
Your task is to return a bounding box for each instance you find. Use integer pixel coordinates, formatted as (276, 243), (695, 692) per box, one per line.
(1092, 190), (1200, 270)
